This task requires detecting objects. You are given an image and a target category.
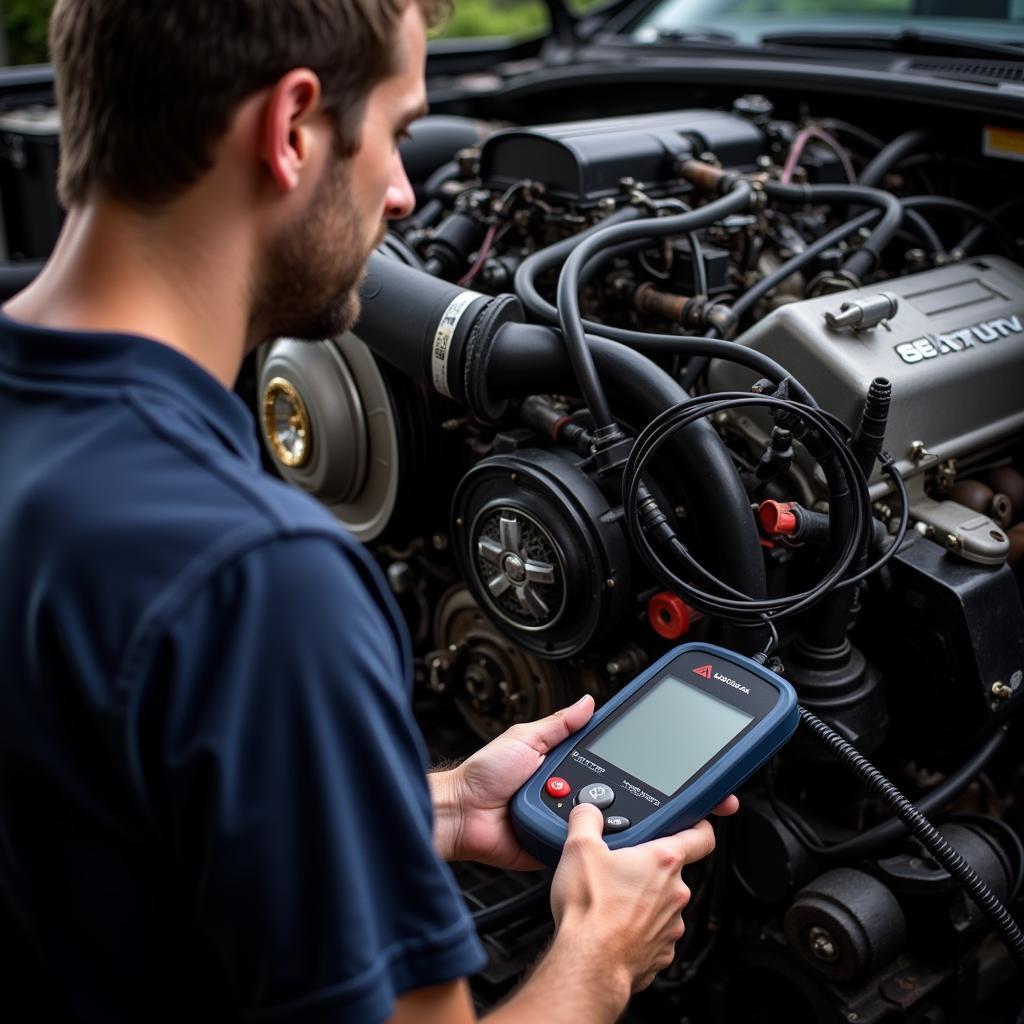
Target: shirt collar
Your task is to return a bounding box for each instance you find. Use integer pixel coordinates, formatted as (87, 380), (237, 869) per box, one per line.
(0, 311), (262, 463)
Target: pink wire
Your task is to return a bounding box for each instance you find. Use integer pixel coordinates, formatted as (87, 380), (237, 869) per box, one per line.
(780, 125), (856, 185)
(458, 223), (498, 286)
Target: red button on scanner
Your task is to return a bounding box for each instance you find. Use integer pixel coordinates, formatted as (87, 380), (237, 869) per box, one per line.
(545, 777), (570, 798)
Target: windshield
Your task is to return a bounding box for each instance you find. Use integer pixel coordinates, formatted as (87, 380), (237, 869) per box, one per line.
(632, 0), (1024, 46)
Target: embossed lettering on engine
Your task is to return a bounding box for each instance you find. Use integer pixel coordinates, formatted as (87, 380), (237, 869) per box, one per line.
(895, 314), (1023, 364)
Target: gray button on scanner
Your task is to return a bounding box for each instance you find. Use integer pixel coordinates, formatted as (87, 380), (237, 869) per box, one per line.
(604, 815), (631, 833)
(576, 783), (615, 809)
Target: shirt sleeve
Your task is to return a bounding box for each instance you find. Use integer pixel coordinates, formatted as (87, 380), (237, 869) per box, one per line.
(129, 534), (486, 1023)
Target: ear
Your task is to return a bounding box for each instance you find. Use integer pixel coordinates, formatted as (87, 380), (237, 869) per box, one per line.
(261, 68), (324, 194)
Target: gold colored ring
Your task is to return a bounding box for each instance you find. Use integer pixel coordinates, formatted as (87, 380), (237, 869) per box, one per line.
(262, 376), (312, 468)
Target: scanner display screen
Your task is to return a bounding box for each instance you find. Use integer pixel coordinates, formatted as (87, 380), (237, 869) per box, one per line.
(588, 675), (754, 795)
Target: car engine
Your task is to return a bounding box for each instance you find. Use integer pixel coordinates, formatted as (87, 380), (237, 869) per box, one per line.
(255, 99), (1024, 1022)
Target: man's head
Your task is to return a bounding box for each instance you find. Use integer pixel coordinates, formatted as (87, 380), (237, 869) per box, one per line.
(48, 0), (439, 342)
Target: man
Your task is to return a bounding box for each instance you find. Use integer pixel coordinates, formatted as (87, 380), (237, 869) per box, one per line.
(0, 1), (736, 1021)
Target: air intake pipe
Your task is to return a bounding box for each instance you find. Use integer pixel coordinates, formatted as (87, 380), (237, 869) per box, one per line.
(356, 251), (523, 420)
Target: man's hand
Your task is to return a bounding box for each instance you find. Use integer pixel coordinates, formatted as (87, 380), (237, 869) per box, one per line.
(430, 694), (597, 869)
(429, 695), (740, 870)
(549, 805), (717, 997)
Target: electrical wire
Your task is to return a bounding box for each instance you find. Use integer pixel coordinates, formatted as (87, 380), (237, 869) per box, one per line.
(623, 392), (889, 624)
(796, 707), (1024, 975)
(780, 125), (857, 185)
(820, 118), (887, 155)
(458, 223), (498, 286)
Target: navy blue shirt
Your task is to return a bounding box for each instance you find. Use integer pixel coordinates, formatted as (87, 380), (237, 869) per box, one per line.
(0, 314), (485, 1022)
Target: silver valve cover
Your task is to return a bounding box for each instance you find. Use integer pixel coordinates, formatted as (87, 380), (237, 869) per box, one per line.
(709, 256), (1024, 489)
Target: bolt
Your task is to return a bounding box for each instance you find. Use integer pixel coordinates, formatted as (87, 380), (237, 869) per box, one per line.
(897, 975), (917, 992)
(455, 516), (464, 527)
(992, 681), (1013, 700)
(909, 440), (930, 462)
(808, 925), (839, 963)
(945, 532), (962, 553)
(847, 1014), (859, 1023)
(606, 578), (616, 589)
(432, 533), (448, 551)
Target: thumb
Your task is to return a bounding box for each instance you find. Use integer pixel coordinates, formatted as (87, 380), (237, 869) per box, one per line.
(566, 801), (605, 841)
(520, 694), (596, 755)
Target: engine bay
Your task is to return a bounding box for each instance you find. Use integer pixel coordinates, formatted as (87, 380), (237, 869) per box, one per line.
(254, 92), (1024, 1022)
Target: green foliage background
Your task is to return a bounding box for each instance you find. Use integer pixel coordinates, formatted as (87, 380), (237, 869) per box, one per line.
(4, 0), (557, 66)
(6, 0), (54, 65)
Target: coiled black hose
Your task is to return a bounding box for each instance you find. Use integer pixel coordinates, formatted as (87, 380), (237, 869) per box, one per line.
(797, 706), (1024, 974)
(622, 392), (909, 624)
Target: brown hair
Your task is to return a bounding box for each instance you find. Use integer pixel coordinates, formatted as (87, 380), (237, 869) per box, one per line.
(49, 0), (448, 207)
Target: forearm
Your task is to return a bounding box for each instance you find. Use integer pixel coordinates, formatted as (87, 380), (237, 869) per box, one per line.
(427, 767), (463, 862)
(483, 922), (632, 1024)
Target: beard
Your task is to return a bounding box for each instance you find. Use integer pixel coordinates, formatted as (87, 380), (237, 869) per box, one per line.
(248, 153), (386, 347)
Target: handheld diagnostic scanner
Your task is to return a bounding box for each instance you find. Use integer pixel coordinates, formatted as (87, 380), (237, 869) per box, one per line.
(511, 642), (799, 866)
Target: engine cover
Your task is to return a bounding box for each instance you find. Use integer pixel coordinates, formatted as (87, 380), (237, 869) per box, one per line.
(708, 257), (1024, 485)
(478, 109), (763, 206)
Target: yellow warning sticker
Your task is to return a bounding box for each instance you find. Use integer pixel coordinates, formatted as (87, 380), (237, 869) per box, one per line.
(983, 125), (1024, 162)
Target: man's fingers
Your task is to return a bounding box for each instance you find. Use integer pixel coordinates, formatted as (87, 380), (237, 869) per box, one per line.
(513, 693), (595, 754)
(652, 819), (717, 866)
(565, 801), (605, 843)
(711, 795), (740, 816)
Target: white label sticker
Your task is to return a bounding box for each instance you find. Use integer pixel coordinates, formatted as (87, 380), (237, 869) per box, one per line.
(432, 291), (480, 399)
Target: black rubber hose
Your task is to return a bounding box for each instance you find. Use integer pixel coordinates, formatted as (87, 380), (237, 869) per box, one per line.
(513, 204), (644, 316)
(732, 209), (878, 322)
(814, 726), (1009, 862)
(798, 706), (1024, 974)
(674, 210), (880, 393)
(514, 209), (817, 407)
(763, 181), (902, 281)
(483, 323), (769, 650)
(901, 195), (1020, 257)
(555, 183), (754, 430)
(856, 128), (931, 189)
(423, 159), (461, 198)
(957, 196), (1024, 253)
(903, 208), (944, 254)
(399, 116), (483, 185)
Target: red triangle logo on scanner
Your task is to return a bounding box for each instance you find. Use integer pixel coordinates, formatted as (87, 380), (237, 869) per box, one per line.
(693, 664), (713, 678)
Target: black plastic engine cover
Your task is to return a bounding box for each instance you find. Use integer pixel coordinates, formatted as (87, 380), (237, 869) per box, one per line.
(478, 109), (763, 206)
